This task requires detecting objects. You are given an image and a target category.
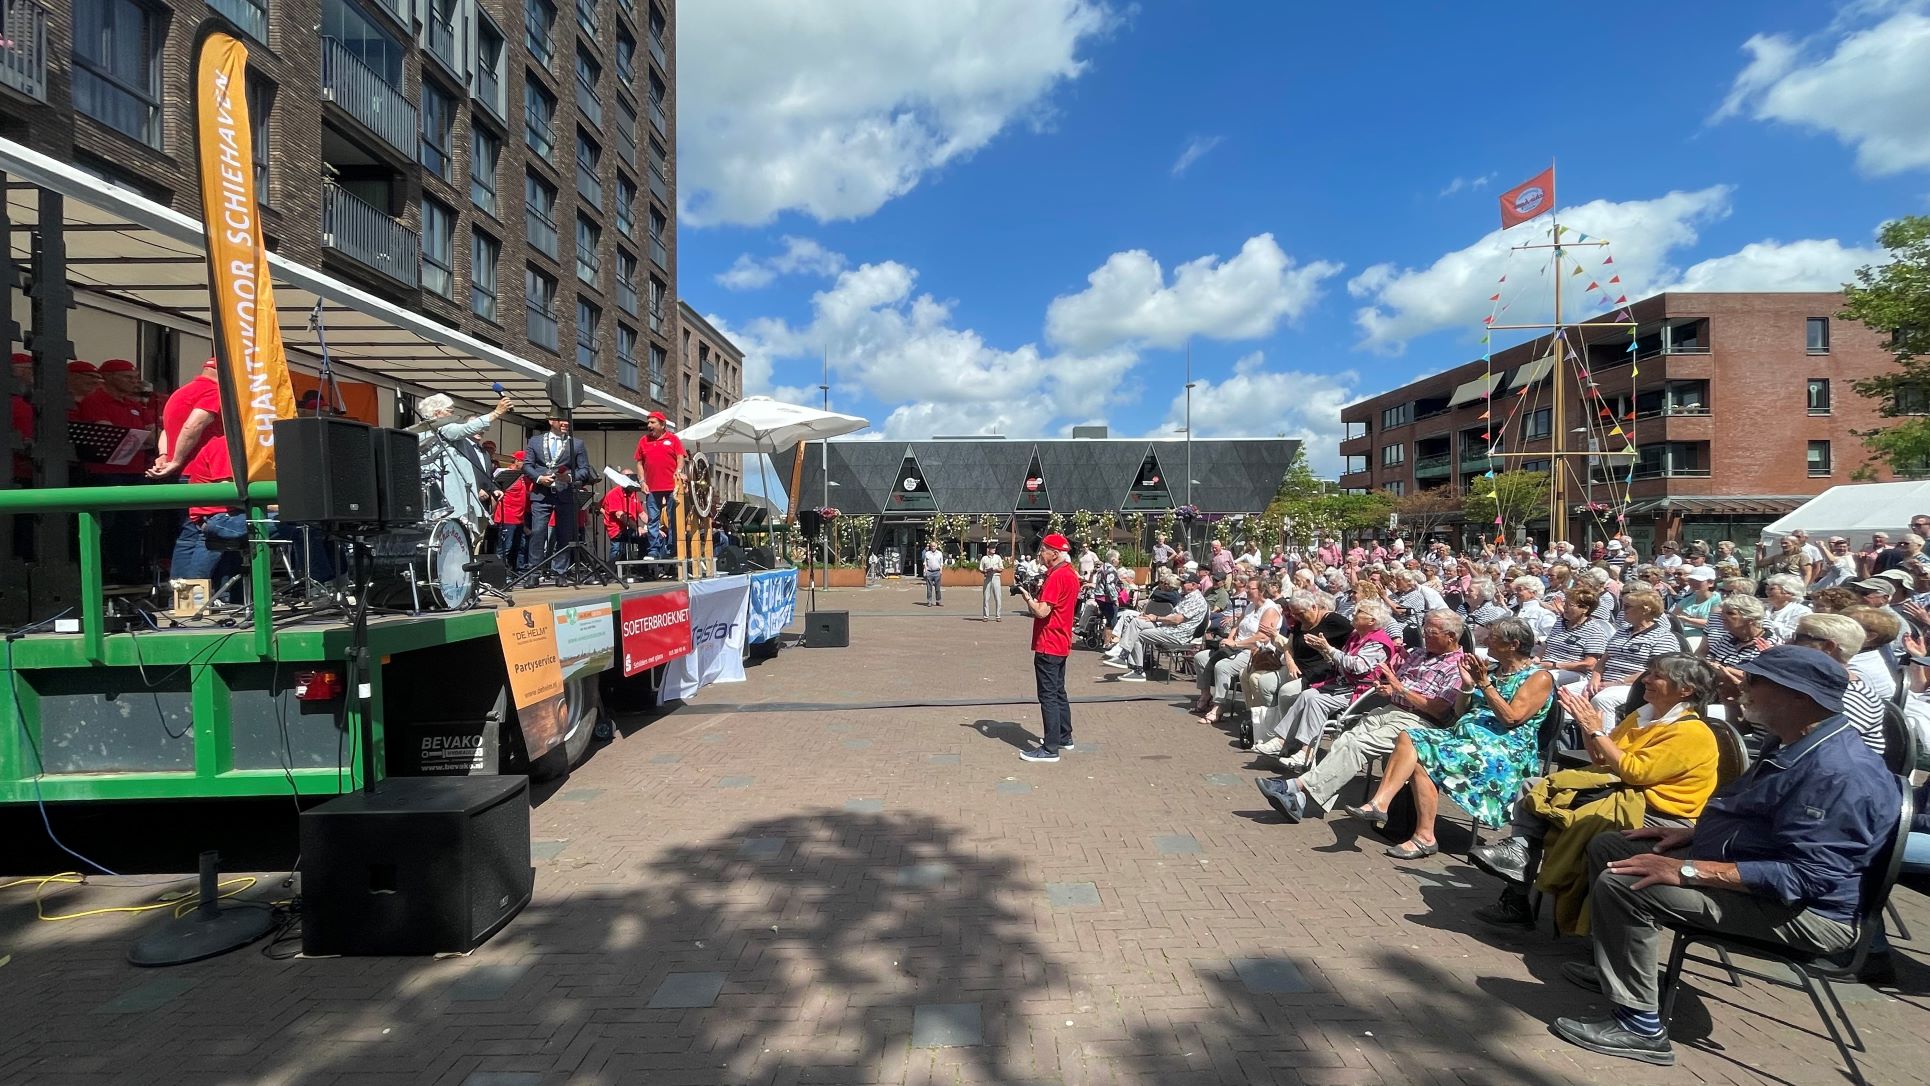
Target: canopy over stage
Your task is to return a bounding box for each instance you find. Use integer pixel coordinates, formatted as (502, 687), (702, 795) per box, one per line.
(0, 136), (649, 424)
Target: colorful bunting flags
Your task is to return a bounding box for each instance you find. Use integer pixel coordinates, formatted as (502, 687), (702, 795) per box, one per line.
(1585, 281), (1599, 291)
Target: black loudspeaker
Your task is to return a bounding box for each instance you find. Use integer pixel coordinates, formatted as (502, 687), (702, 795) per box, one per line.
(546, 372), (588, 410)
(797, 509), (824, 541)
(804, 609), (849, 648)
(718, 543), (749, 574)
(749, 544), (776, 569)
(470, 553), (509, 588)
(369, 427), (425, 525)
(299, 775), (532, 956)
(273, 416), (379, 525)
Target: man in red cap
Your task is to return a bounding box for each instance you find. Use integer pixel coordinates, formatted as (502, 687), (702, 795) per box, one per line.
(65, 360), (102, 420)
(494, 450), (531, 572)
(150, 359), (237, 584)
(633, 411), (686, 562)
(1016, 531), (1081, 762)
(77, 359), (157, 479)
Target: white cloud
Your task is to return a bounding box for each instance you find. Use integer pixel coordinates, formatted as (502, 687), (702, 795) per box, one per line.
(1438, 173), (1496, 197)
(716, 236), (849, 290)
(1347, 186), (1734, 354)
(1151, 352), (1361, 477)
(677, 0), (1112, 225)
(1661, 237), (1888, 293)
(1171, 135), (1224, 177)
(1714, 8), (1930, 175)
(1045, 234), (1343, 353)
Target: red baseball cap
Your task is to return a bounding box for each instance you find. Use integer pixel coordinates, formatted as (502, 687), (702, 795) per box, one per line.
(67, 360), (97, 374)
(99, 358), (137, 374)
(647, 410), (667, 422)
(9, 352), (29, 365)
(512, 450), (528, 461)
(1042, 533), (1071, 552)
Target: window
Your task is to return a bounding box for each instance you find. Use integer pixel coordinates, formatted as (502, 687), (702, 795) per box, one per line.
(1808, 440), (1832, 477)
(615, 249), (639, 314)
(1807, 378), (1831, 415)
(524, 0), (556, 65)
(576, 299), (601, 370)
(575, 214), (601, 284)
(420, 198), (454, 297)
(575, 0), (597, 36)
(1385, 481), (1405, 497)
(1523, 407), (1552, 440)
(647, 276), (666, 331)
(648, 343), (667, 402)
(616, 325), (639, 389)
(248, 79), (272, 202)
(525, 266), (558, 350)
(471, 229), (500, 321)
(524, 172), (557, 258)
(470, 128), (501, 215)
(1380, 403), (1412, 430)
(615, 176), (637, 235)
(523, 78), (556, 159)
(1896, 385), (1930, 416)
(1381, 444), (1405, 467)
(574, 129), (602, 205)
(74, 0), (164, 147)
(576, 49), (604, 130)
(616, 30), (637, 86)
(1520, 459), (1551, 474)
(1806, 317), (1830, 353)
(322, 0), (405, 84)
(475, 18), (506, 118)
(420, 80), (455, 180)
(210, 0), (269, 45)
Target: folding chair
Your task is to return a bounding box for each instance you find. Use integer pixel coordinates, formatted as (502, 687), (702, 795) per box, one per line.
(1148, 612), (1208, 680)
(1878, 703), (1918, 941)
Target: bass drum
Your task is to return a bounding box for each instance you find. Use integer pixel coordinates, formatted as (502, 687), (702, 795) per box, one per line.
(365, 519), (477, 611)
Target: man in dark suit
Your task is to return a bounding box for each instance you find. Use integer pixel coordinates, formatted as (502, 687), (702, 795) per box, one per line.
(522, 412), (593, 580)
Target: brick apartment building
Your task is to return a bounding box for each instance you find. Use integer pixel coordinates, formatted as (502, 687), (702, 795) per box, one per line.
(674, 300), (743, 501)
(0, 0), (681, 428)
(1339, 292), (1906, 553)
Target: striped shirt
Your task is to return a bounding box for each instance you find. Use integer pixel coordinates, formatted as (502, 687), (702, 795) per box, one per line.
(1702, 622), (1776, 667)
(1543, 616), (1612, 665)
(1843, 676), (1886, 756)
(1465, 602), (1511, 629)
(1601, 620), (1684, 683)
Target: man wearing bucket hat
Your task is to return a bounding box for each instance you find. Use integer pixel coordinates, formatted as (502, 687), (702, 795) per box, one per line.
(1015, 532), (1081, 763)
(1549, 645), (1899, 1066)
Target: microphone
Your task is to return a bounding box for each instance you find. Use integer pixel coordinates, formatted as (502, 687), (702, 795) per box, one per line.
(492, 381), (508, 399)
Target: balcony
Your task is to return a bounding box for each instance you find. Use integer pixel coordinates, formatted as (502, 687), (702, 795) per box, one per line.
(1413, 453), (1453, 478)
(321, 182), (418, 287)
(576, 79), (603, 128)
(647, 305), (664, 335)
(649, 235), (669, 270)
(208, 0), (266, 44)
(648, 157), (669, 203)
(1339, 432), (1371, 457)
(1459, 451), (1492, 473)
(649, 31), (667, 71)
(321, 38), (418, 158)
(699, 360), (716, 387)
(425, 13), (461, 76)
(0, 0), (47, 102)
(368, 0), (405, 23)
(617, 277), (640, 316)
(1338, 470), (1374, 491)
(576, 0), (597, 36)
(648, 97), (668, 136)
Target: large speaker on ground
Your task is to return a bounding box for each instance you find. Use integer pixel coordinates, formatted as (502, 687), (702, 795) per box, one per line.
(748, 545), (776, 569)
(273, 417), (378, 526)
(804, 610), (849, 648)
(369, 427), (425, 525)
(299, 775), (532, 956)
(718, 543), (749, 575)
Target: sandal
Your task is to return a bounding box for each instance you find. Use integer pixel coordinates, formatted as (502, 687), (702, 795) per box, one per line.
(1384, 840), (1439, 860)
(1341, 802), (1388, 826)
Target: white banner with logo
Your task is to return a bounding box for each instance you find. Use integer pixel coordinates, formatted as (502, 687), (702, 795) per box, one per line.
(660, 574), (751, 703)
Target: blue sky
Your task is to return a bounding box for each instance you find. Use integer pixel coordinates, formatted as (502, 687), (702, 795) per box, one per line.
(672, 1), (1929, 485)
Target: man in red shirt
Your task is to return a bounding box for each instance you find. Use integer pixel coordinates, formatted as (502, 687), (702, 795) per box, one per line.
(633, 411), (685, 559)
(77, 359), (157, 479)
(1016, 532), (1082, 762)
(150, 359), (237, 582)
(602, 469), (645, 562)
(494, 450), (531, 572)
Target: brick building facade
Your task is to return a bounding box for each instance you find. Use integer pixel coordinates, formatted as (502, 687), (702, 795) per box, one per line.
(1339, 292), (1906, 552)
(674, 300), (743, 501)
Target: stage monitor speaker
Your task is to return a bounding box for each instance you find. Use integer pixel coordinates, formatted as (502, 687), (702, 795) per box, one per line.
(718, 543), (749, 575)
(797, 509), (824, 541)
(718, 500), (746, 525)
(369, 427), (425, 525)
(545, 373), (588, 411)
(804, 610), (849, 648)
(299, 775), (532, 956)
(273, 417), (379, 526)
(749, 544), (776, 569)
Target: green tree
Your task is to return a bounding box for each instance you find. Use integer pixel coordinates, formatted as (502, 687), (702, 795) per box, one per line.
(1465, 471), (1551, 538)
(1264, 448), (1331, 549)
(1844, 216), (1930, 472)
(1394, 486), (1463, 542)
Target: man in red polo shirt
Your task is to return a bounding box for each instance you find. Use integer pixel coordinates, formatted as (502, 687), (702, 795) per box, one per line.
(151, 359), (237, 583)
(1016, 532), (1082, 762)
(602, 468), (646, 563)
(494, 450), (531, 572)
(77, 359), (157, 480)
(633, 411), (686, 559)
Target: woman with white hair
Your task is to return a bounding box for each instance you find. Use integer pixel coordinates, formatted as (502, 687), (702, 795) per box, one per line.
(1509, 575), (1558, 644)
(1761, 573), (1812, 640)
(416, 391), (515, 538)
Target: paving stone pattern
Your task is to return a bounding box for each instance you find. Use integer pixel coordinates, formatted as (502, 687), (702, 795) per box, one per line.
(2, 582), (1927, 1085)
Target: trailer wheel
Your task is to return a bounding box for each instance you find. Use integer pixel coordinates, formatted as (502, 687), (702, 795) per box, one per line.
(527, 675), (600, 782)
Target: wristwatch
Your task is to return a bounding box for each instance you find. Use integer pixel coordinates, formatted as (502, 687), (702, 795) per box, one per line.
(1678, 861), (1699, 883)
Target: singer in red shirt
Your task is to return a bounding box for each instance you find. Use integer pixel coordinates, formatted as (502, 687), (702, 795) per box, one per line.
(494, 450), (531, 572)
(1016, 532), (1082, 762)
(632, 411), (686, 558)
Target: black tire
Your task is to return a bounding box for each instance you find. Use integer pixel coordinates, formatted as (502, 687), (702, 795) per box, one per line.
(526, 676), (600, 782)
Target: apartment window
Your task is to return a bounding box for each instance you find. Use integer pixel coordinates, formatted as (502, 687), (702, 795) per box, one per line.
(615, 249), (639, 314)
(210, 0), (269, 45)
(615, 176), (637, 235)
(248, 79), (272, 202)
(616, 30), (637, 86)
(576, 299), (601, 370)
(419, 199), (454, 297)
(616, 324), (639, 389)
(1521, 459), (1551, 474)
(470, 128), (501, 215)
(646, 275), (666, 332)
(575, 214), (601, 284)
(475, 18), (507, 118)
(1806, 317), (1830, 353)
(575, 48), (604, 127)
(1896, 385), (1930, 416)
(323, 0), (405, 84)
(523, 78), (556, 159)
(420, 81), (456, 180)
(524, 171), (558, 258)
(1381, 443), (1405, 467)
(524, 0), (556, 65)
(525, 266), (559, 350)
(574, 130), (603, 205)
(1807, 378), (1831, 415)
(575, 0), (597, 36)
(1523, 407), (1552, 440)
(1385, 480), (1405, 497)
(73, 0), (164, 148)
(1808, 440), (1832, 477)
(648, 343), (667, 403)
(1380, 403), (1412, 430)
(471, 229), (500, 322)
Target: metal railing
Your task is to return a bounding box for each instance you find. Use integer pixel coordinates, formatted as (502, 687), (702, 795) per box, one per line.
(649, 157), (669, 203)
(576, 78), (603, 128)
(648, 97), (668, 136)
(476, 64), (504, 120)
(1634, 404), (1711, 421)
(614, 105), (638, 166)
(0, 0), (49, 102)
(649, 236), (668, 269)
(1413, 453), (1453, 474)
(208, 0), (267, 44)
(321, 181), (419, 286)
(647, 306), (663, 334)
(649, 30), (667, 70)
(425, 13), (460, 74)
(699, 360), (716, 386)
(617, 277), (640, 315)
(321, 38), (417, 157)
(576, 0), (597, 36)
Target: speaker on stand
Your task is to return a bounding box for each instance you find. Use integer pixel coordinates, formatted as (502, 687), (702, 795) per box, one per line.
(273, 417), (379, 526)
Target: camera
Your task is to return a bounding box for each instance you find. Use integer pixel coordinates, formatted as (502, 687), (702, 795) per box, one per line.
(1010, 572), (1044, 597)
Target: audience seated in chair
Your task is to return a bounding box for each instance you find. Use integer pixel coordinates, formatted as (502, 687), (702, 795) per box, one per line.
(1192, 577), (1282, 724)
(1102, 570), (1208, 682)
(1239, 589), (1352, 748)
(1251, 598), (1399, 770)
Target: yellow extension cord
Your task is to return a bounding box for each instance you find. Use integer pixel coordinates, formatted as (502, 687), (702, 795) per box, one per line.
(0, 872), (262, 922)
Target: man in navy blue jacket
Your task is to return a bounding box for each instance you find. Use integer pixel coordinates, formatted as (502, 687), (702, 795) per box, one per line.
(522, 413), (593, 580)
(1550, 645), (1900, 1067)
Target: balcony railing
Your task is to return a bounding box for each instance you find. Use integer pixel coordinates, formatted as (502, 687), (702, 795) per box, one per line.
(208, 0), (267, 44)
(649, 236), (668, 269)
(476, 65), (504, 121)
(1633, 404), (1711, 421)
(576, 0), (597, 36)
(617, 278), (640, 316)
(648, 97), (668, 136)
(649, 30), (667, 70)
(576, 79), (603, 128)
(321, 38), (417, 158)
(1625, 466), (1712, 481)
(647, 306), (663, 334)
(699, 360), (716, 386)
(369, 0), (405, 23)
(0, 0), (50, 102)
(320, 182), (418, 287)
(649, 157), (669, 203)
(1413, 453), (1453, 475)
(425, 13), (460, 75)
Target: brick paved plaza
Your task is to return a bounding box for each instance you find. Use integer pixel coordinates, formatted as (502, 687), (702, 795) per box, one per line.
(3, 582), (1927, 1085)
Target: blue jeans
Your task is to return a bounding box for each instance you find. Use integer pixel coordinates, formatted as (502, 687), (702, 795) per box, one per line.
(496, 524), (526, 572)
(170, 514), (244, 593)
(644, 490), (675, 557)
(1034, 652), (1071, 752)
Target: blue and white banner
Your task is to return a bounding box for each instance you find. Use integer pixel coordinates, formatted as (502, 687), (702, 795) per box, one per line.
(660, 574), (750, 703)
(746, 569), (798, 644)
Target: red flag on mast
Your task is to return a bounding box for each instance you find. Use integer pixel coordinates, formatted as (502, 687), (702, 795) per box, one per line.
(1498, 167), (1555, 229)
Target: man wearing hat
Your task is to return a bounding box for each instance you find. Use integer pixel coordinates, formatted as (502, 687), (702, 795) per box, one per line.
(65, 360), (102, 420)
(632, 411), (686, 562)
(1549, 644), (1898, 1066)
(1103, 568), (1210, 683)
(1015, 532), (1081, 762)
(76, 359), (156, 479)
(494, 450), (532, 572)
(522, 412), (594, 581)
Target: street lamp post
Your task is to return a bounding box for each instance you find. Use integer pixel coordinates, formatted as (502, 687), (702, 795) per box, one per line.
(1184, 341), (1195, 553)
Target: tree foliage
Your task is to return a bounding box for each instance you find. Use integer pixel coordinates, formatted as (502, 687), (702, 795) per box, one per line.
(1393, 486), (1463, 541)
(1261, 449), (1397, 546)
(1844, 215), (1930, 472)
(1464, 470), (1552, 536)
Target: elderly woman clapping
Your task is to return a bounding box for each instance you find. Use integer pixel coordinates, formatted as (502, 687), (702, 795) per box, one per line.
(1193, 577), (1282, 725)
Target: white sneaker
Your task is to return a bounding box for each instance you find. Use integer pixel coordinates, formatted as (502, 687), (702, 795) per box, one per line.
(1117, 670), (1148, 682)
(1276, 748), (1313, 773)
(1101, 657), (1132, 669)
(1252, 736), (1286, 756)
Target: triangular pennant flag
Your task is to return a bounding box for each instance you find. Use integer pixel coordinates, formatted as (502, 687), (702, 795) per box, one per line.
(1578, 369), (1590, 380)
(1483, 315), (1494, 325)
(1485, 471), (1496, 479)
(1598, 407), (1612, 418)
(1571, 265), (1584, 276)
(1609, 425), (1625, 437)
(1630, 366), (1640, 376)
(1555, 225), (1567, 236)
(1494, 516), (1504, 525)
(1608, 275), (1621, 284)
(1602, 255), (1614, 264)
(1585, 281), (1600, 291)
(1479, 411), (1490, 420)
(1489, 293), (1501, 301)
(1614, 295), (1628, 304)
(1626, 341), (1638, 352)
(1481, 334), (1491, 343)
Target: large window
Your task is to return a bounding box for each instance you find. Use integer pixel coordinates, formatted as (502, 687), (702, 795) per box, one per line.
(524, 171), (558, 258)
(210, 0), (269, 44)
(475, 17), (507, 118)
(420, 199), (454, 297)
(1808, 440), (1832, 477)
(616, 30), (637, 86)
(523, 78), (556, 159)
(526, 266), (559, 351)
(1806, 317), (1830, 353)
(420, 81), (456, 180)
(615, 176), (637, 235)
(648, 343), (667, 403)
(524, 0), (557, 66)
(615, 249), (639, 314)
(322, 0), (405, 84)
(1380, 403), (1412, 430)
(1807, 378), (1831, 415)
(470, 128), (501, 215)
(248, 79), (272, 202)
(575, 214), (601, 284)
(576, 299), (601, 370)
(74, 0), (164, 148)
(575, 48), (604, 127)
(471, 229), (500, 321)
(1897, 385), (1930, 416)
(1381, 443), (1405, 467)
(616, 324), (639, 389)
(1523, 407), (1552, 440)
(574, 129), (603, 205)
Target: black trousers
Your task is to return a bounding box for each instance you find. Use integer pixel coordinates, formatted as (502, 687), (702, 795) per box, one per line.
(526, 493), (577, 573)
(1034, 651), (1072, 752)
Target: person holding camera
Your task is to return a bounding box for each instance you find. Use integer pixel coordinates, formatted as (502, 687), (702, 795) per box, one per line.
(1017, 532), (1081, 763)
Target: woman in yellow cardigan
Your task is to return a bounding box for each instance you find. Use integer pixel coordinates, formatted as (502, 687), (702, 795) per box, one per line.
(1469, 653), (1723, 932)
